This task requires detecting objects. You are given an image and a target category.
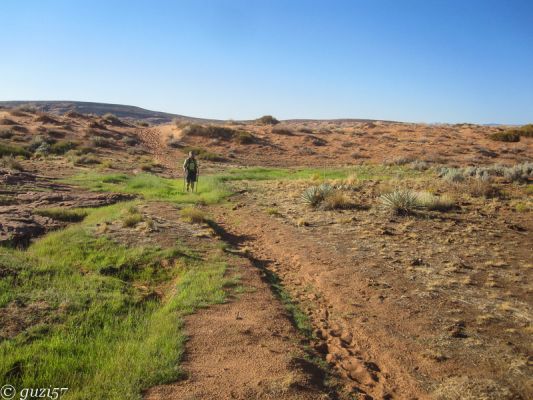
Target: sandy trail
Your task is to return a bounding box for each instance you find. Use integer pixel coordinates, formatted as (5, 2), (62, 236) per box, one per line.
(144, 240), (332, 400)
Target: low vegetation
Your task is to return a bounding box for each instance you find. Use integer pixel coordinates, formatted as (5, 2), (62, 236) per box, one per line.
(180, 206), (207, 224)
(380, 189), (420, 215)
(34, 207), (88, 222)
(180, 123), (255, 144)
(65, 172), (230, 205)
(490, 124), (533, 142)
(257, 115), (280, 125)
(0, 202), (230, 399)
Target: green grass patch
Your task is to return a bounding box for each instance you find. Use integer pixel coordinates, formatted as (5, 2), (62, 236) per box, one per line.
(0, 201), (229, 399)
(34, 207), (88, 222)
(218, 165), (423, 182)
(64, 172), (230, 205)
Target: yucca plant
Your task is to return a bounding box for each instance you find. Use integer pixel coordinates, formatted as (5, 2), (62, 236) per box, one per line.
(301, 183), (333, 207)
(380, 189), (420, 215)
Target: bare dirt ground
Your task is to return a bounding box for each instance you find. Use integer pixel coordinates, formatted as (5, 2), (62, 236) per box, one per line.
(211, 181), (532, 399)
(144, 245), (332, 400)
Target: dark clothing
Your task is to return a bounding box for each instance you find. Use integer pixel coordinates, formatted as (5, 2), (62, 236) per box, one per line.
(183, 156), (198, 185)
(186, 170), (197, 184)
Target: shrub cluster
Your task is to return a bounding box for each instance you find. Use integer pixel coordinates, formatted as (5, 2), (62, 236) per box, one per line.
(257, 115), (279, 125)
(489, 124), (533, 142)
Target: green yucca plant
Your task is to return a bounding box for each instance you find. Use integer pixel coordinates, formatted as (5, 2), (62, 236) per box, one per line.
(380, 189), (420, 215)
(301, 183), (333, 207)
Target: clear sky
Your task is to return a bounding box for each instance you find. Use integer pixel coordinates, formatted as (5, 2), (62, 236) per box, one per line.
(1, 0), (532, 124)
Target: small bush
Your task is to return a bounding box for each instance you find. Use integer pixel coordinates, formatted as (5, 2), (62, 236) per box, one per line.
(380, 189), (420, 215)
(518, 124), (533, 138)
(416, 192), (455, 211)
(102, 113), (124, 125)
(298, 127), (313, 133)
(122, 136), (139, 146)
(0, 155), (24, 171)
(91, 136), (113, 148)
(34, 208), (88, 222)
(489, 131), (520, 142)
(441, 168), (465, 183)
(234, 130), (255, 144)
(0, 143), (30, 158)
(73, 155), (101, 166)
(34, 113), (60, 125)
(461, 179), (500, 198)
(65, 110), (84, 119)
(50, 140), (78, 155)
(410, 160), (430, 171)
(180, 207), (207, 224)
(322, 191), (353, 210)
(182, 147), (225, 162)
(121, 206), (143, 228)
(257, 115), (279, 125)
(0, 129), (14, 139)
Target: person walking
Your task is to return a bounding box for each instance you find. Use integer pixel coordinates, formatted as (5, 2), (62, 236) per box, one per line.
(183, 151), (199, 192)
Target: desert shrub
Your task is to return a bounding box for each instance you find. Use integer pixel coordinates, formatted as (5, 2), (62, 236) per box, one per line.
(518, 124), (533, 138)
(441, 168), (465, 183)
(182, 147), (225, 162)
(50, 140), (78, 155)
(298, 127), (313, 133)
(88, 120), (105, 129)
(28, 135), (52, 151)
(65, 110), (84, 119)
(460, 179), (500, 198)
(410, 160), (430, 171)
(380, 189), (420, 215)
(301, 183), (334, 207)
(180, 207), (207, 223)
(102, 113), (123, 125)
(416, 192), (455, 211)
(305, 135), (327, 146)
(257, 115), (279, 125)
(0, 155), (24, 171)
(385, 156), (414, 166)
(136, 120), (150, 127)
(122, 136), (139, 146)
(73, 155), (101, 166)
(503, 162), (533, 182)
(122, 213), (143, 228)
(0, 129), (14, 139)
(234, 130), (255, 144)
(91, 136), (113, 148)
(0, 118), (17, 125)
(0, 143), (30, 158)
(489, 131), (520, 142)
(322, 191), (353, 210)
(34, 113), (60, 125)
(34, 141), (51, 156)
(34, 207), (88, 222)
(272, 127), (293, 136)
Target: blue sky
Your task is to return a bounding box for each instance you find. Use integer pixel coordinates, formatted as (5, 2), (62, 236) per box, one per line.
(1, 0), (532, 123)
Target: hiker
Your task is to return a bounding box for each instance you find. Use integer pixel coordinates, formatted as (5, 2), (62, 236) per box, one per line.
(183, 151), (199, 192)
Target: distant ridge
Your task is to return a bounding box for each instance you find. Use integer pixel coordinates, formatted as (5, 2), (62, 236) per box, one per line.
(0, 100), (222, 125)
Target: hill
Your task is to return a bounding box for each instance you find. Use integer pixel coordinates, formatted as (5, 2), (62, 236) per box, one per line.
(0, 100), (221, 125)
